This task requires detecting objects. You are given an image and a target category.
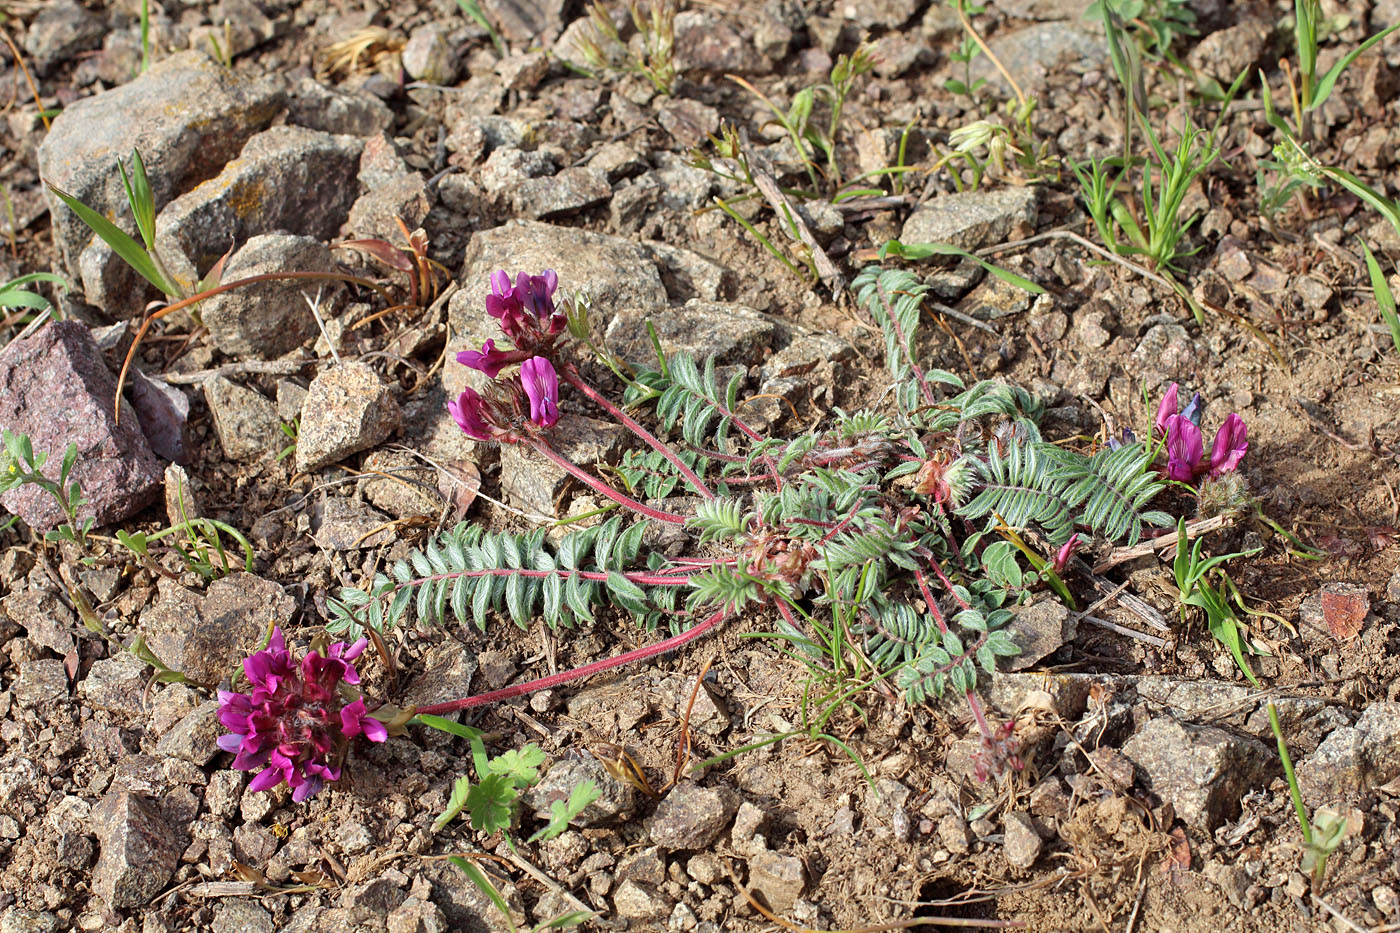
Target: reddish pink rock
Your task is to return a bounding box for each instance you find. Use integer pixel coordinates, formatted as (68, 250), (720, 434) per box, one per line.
(0, 320), (162, 529)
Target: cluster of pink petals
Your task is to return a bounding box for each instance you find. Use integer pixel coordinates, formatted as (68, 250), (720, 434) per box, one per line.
(217, 629), (387, 802)
(485, 269), (564, 340)
(1153, 383), (1249, 482)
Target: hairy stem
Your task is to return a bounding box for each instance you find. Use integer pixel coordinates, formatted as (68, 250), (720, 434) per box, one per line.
(562, 364), (716, 500)
(527, 437), (687, 525)
(414, 607), (729, 715)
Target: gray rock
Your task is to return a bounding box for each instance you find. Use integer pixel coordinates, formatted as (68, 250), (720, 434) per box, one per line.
(402, 641), (478, 709)
(92, 792), (181, 908)
(1002, 598), (1076, 671)
(360, 449), (446, 518)
(481, 147), (556, 197)
(23, 0), (103, 76)
(605, 300), (776, 369)
(974, 22), (1107, 94)
(0, 321), (162, 529)
(211, 901), (274, 933)
(962, 274), (1038, 321)
(0, 910), (60, 933)
(1002, 812), (1043, 869)
(344, 172), (432, 241)
(525, 758), (639, 826)
(155, 700), (224, 765)
(14, 660), (67, 708)
(155, 125), (361, 281)
(140, 573), (295, 686)
(870, 32), (931, 78)
(1298, 702), (1400, 801)
(844, 0), (921, 28)
(514, 166), (611, 219)
(649, 784), (738, 850)
(748, 852), (804, 913)
(642, 241), (732, 303)
(387, 897), (448, 933)
(1132, 323), (1199, 381)
(616, 847), (667, 887)
(996, 0), (1093, 17)
(499, 415), (628, 516)
(287, 78), (393, 137)
(673, 11), (766, 74)
(295, 362), (399, 472)
(497, 51), (551, 93)
(310, 496), (394, 550)
(588, 141), (647, 182)
(40, 52), (285, 316)
(1187, 21), (1269, 84)
(79, 653), (147, 718)
(129, 371), (191, 464)
(164, 462), (200, 525)
(1120, 717), (1273, 829)
(203, 376), (279, 461)
(612, 879), (669, 919)
(402, 23), (457, 84)
(657, 98), (721, 149)
(900, 188), (1039, 253)
(3, 588), (76, 656)
(201, 234), (347, 359)
(937, 813), (972, 853)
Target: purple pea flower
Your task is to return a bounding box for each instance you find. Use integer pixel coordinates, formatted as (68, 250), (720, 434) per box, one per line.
(520, 356), (560, 428)
(1153, 383), (1179, 436)
(448, 387), (498, 441)
(456, 339), (530, 379)
(1164, 413), (1203, 482)
(1180, 392), (1203, 427)
(1208, 413), (1248, 477)
(217, 629), (386, 802)
(1051, 533), (1081, 574)
(485, 270), (527, 337)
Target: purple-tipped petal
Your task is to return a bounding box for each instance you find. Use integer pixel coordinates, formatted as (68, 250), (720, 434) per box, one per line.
(1180, 392), (1203, 427)
(1051, 533), (1081, 575)
(448, 388), (496, 441)
(1164, 414), (1203, 482)
(1208, 413), (1248, 476)
(520, 356), (560, 428)
(248, 766), (284, 793)
(1153, 383), (1179, 436)
(217, 733), (245, 753)
(457, 339), (528, 379)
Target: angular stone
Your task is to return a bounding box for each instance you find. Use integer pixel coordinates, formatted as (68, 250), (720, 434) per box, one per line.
(92, 792), (181, 908)
(1298, 702), (1400, 801)
(140, 573), (295, 686)
(203, 376), (279, 461)
(1187, 21), (1269, 85)
(40, 51), (285, 316)
(344, 173), (431, 241)
(525, 758), (639, 826)
(310, 496), (394, 550)
(605, 300), (776, 369)
(673, 10), (766, 74)
(295, 362), (400, 472)
(3, 588), (76, 656)
(359, 448), (445, 519)
(649, 784), (737, 850)
(483, 0), (567, 42)
(0, 321), (162, 529)
(201, 234), (348, 359)
(1002, 812), (1043, 869)
(155, 701), (224, 765)
(513, 166), (611, 219)
(287, 78), (393, 137)
(962, 274), (1037, 321)
(975, 23), (1107, 95)
(748, 852), (804, 913)
(1002, 598), (1076, 671)
(24, 0), (103, 76)
(1132, 323), (1200, 381)
(15, 660), (68, 708)
(210, 901), (274, 933)
(901, 188), (1039, 253)
(155, 125), (361, 281)
(612, 879), (669, 919)
(79, 653), (148, 718)
(401, 23), (457, 84)
(1121, 717), (1273, 829)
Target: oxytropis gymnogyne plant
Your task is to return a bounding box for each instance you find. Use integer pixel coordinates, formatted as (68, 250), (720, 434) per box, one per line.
(224, 267), (1225, 801)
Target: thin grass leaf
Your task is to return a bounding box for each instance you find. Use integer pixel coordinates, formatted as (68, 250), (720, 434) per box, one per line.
(46, 183), (175, 296)
(877, 239), (1045, 293)
(1360, 240), (1400, 356)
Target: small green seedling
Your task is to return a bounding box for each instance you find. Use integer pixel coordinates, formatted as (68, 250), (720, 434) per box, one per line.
(1360, 241), (1400, 358)
(0, 429), (93, 550)
(1267, 703), (1350, 888)
(447, 857), (594, 932)
(1171, 517), (1264, 686)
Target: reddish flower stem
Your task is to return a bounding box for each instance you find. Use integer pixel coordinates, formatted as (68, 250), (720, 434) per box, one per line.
(414, 607), (729, 716)
(965, 689), (994, 743)
(562, 364), (715, 500)
(527, 437), (687, 525)
(927, 556), (970, 611)
(912, 568), (950, 635)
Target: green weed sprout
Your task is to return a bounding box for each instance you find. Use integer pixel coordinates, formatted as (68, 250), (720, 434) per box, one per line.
(0, 429), (93, 549)
(0, 272), (68, 313)
(1360, 241), (1400, 358)
(1084, 0), (1196, 59)
(575, 0), (676, 96)
(447, 857), (593, 932)
(276, 419), (299, 462)
(1171, 517), (1263, 686)
(1267, 703), (1349, 888)
(1288, 0), (1400, 142)
(456, 0), (506, 59)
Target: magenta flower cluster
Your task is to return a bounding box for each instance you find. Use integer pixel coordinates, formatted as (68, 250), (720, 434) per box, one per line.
(1153, 383), (1248, 483)
(449, 269), (565, 442)
(217, 628), (386, 802)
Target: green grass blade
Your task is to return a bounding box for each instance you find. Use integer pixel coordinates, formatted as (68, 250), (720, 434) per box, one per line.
(877, 239), (1045, 293)
(1311, 22), (1400, 110)
(46, 183), (175, 296)
(1360, 240), (1400, 357)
